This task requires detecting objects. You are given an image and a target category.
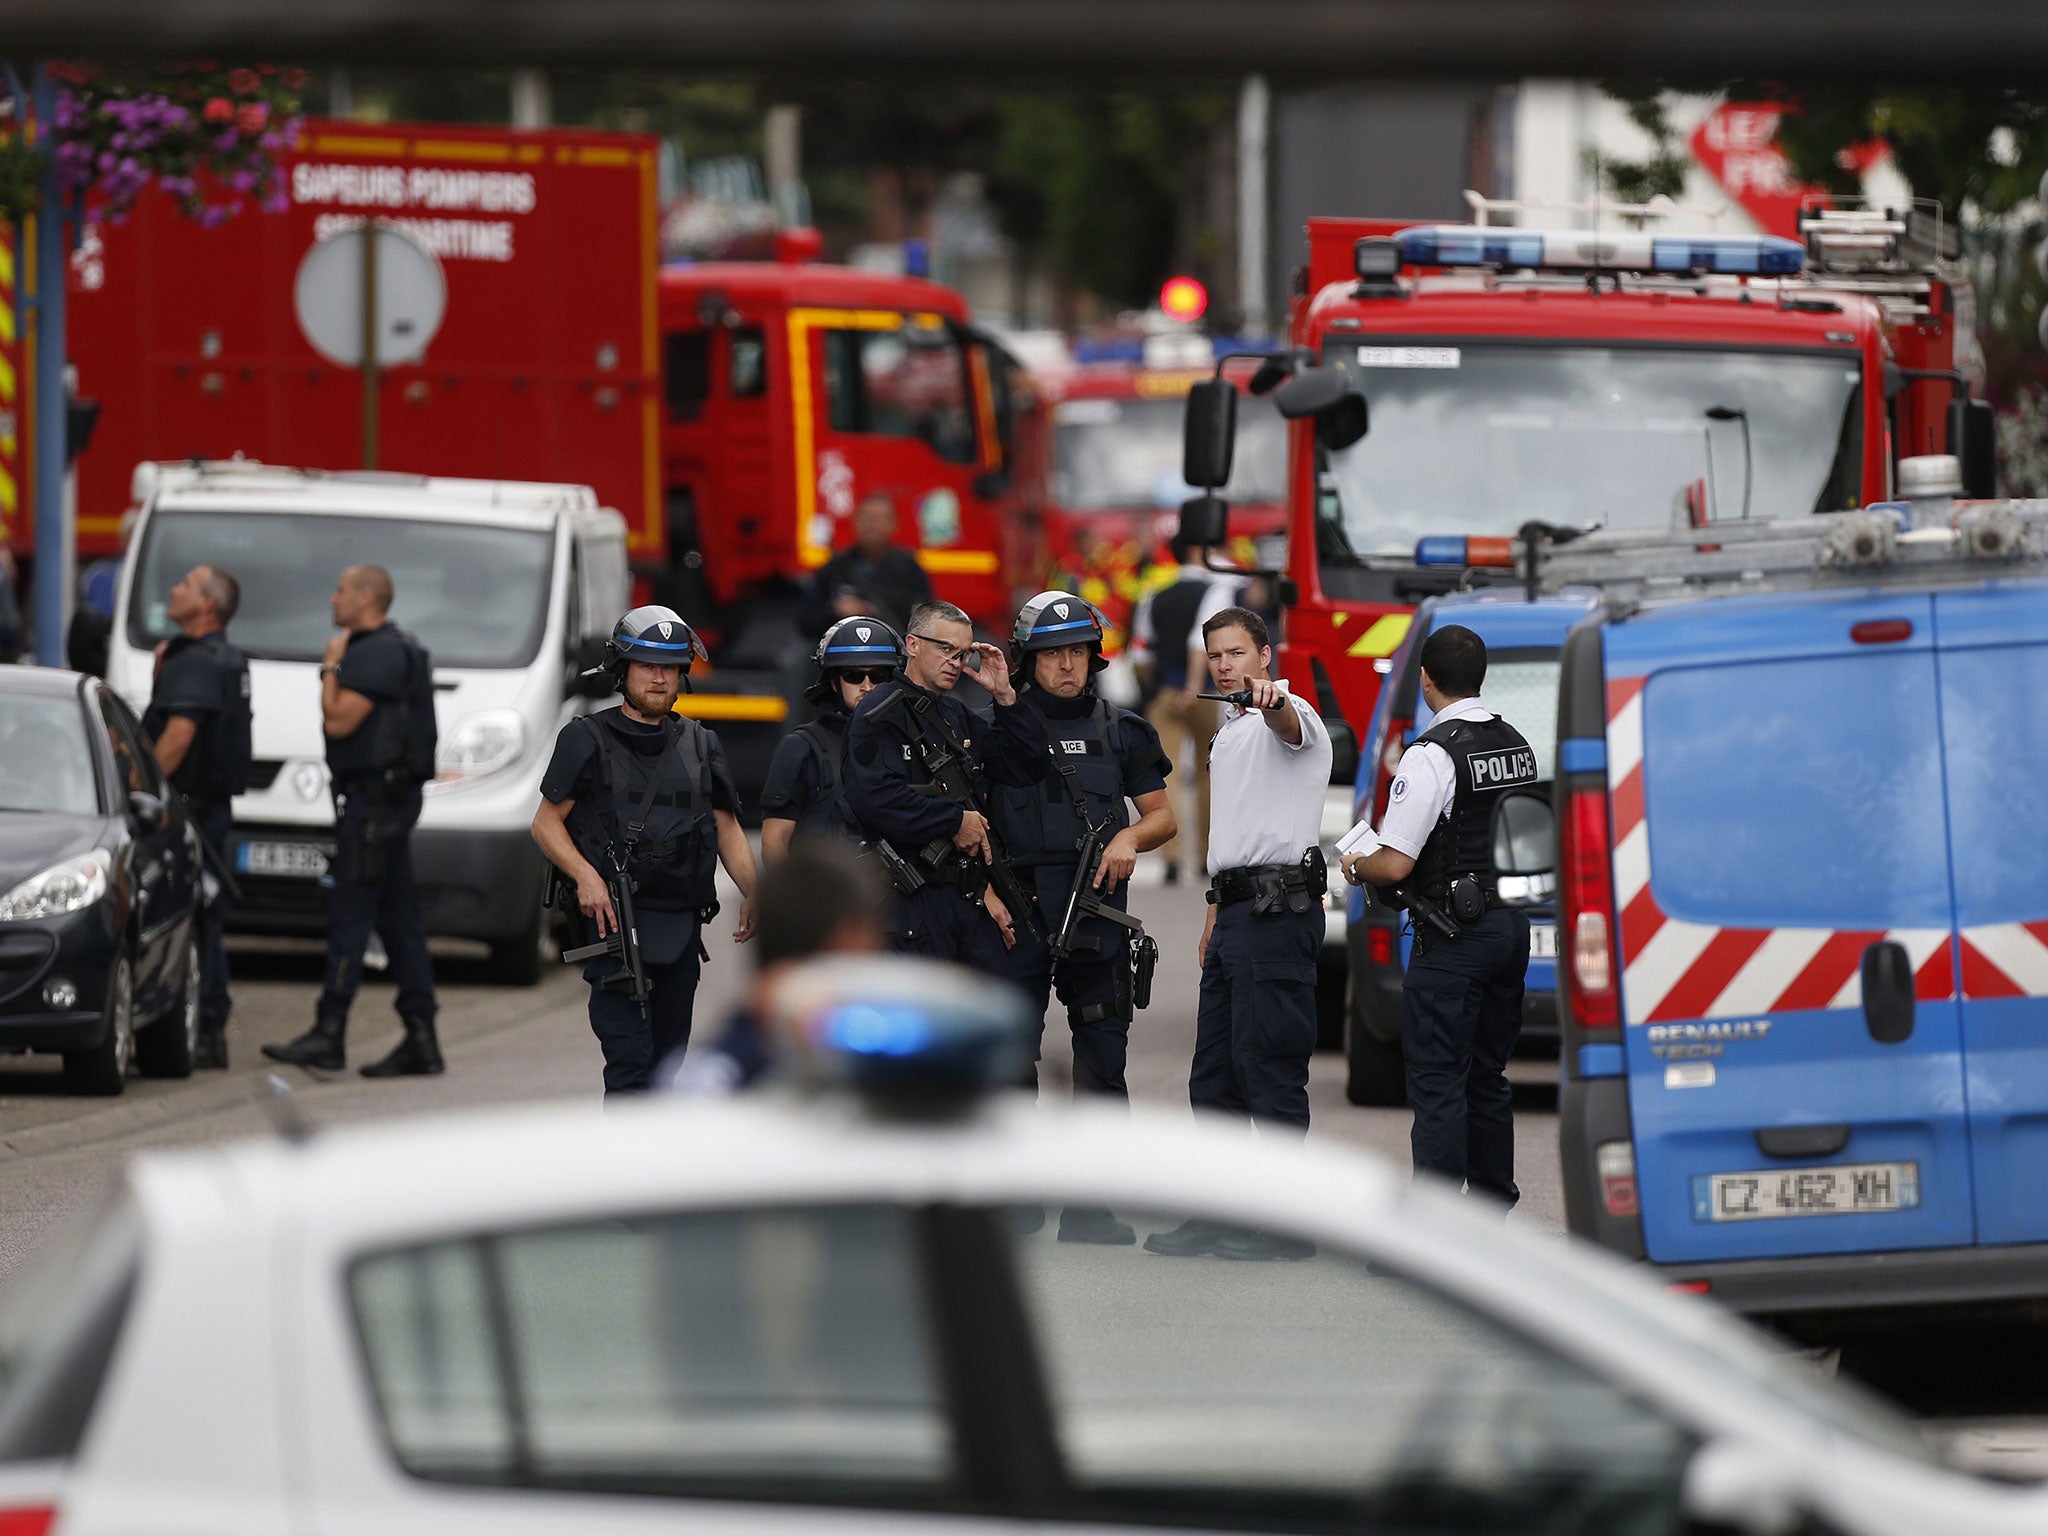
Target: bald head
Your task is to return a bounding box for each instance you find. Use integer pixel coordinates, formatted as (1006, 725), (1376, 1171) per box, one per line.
(331, 564), (394, 634)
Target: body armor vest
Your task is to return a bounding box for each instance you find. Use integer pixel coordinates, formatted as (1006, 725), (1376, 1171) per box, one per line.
(790, 716), (861, 844)
(1410, 711), (1539, 898)
(991, 697), (1129, 868)
(568, 709), (718, 910)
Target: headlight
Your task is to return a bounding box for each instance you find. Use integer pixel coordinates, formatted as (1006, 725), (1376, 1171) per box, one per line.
(0, 850), (112, 922)
(430, 709), (528, 790)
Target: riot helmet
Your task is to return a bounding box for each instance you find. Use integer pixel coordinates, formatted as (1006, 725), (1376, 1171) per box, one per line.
(805, 615), (904, 707)
(601, 605), (704, 690)
(1011, 590), (1108, 680)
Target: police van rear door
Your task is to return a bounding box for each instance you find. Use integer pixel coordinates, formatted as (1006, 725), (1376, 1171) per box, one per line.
(1933, 580), (2048, 1247)
(1606, 590), (1971, 1265)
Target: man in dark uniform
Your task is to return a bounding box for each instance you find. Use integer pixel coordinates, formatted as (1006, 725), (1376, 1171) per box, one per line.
(142, 563), (251, 1070)
(1341, 624), (1538, 1207)
(843, 598), (1049, 968)
(264, 565), (443, 1077)
(532, 605), (760, 1095)
(1133, 536), (1232, 884)
(759, 617), (903, 864)
(797, 492), (933, 636)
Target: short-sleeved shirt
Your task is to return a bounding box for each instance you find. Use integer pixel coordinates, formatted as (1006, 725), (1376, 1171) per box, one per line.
(540, 711), (740, 816)
(143, 630), (231, 800)
(1375, 695), (1495, 859)
(1205, 687), (1333, 875)
(757, 714), (848, 825)
(326, 624), (418, 780)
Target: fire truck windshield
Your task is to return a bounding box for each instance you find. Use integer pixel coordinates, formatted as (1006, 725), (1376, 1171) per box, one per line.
(126, 510), (556, 669)
(1319, 343), (1865, 558)
(1054, 394), (1287, 511)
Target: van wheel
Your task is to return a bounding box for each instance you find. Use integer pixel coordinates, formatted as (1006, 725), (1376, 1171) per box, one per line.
(64, 955), (134, 1096)
(1344, 972), (1407, 1107)
(137, 931), (201, 1079)
(489, 899), (545, 987)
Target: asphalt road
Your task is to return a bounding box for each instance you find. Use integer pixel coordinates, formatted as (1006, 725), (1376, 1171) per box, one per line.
(0, 859), (2042, 1479)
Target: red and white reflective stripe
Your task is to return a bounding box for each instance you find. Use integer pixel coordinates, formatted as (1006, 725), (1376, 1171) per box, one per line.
(1604, 674), (1953, 1024)
(1958, 921), (2048, 999)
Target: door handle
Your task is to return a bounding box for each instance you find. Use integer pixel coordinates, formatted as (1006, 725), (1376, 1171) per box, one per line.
(1861, 939), (1915, 1044)
(1755, 1124), (1850, 1159)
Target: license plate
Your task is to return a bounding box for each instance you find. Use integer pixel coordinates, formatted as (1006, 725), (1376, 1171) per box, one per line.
(237, 840), (332, 879)
(1693, 1162), (1919, 1222)
(1528, 923), (1557, 959)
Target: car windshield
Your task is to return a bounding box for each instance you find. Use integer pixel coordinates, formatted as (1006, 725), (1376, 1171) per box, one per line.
(1319, 344), (1865, 559)
(126, 510), (556, 668)
(1054, 394), (1288, 511)
(0, 695), (100, 816)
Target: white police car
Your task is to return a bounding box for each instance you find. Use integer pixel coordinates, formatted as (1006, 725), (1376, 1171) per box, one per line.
(0, 958), (2041, 1536)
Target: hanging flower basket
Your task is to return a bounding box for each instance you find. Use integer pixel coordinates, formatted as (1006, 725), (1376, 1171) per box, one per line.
(0, 59), (306, 229)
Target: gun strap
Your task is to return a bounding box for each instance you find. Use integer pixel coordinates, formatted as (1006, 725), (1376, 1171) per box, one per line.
(581, 714), (708, 860)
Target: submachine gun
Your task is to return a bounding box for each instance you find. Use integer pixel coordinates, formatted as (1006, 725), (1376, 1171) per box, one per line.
(1049, 762), (1158, 1015)
(900, 692), (1044, 943)
(551, 859), (652, 1022)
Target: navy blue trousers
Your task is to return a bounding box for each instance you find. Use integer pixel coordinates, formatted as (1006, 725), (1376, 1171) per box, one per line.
(1190, 900), (1320, 1135)
(588, 945), (702, 1095)
(1007, 926), (1129, 1098)
(317, 791), (436, 1034)
(888, 882), (1010, 974)
(193, 801), (233, 1032)
(1401, 906), (1529, 1205)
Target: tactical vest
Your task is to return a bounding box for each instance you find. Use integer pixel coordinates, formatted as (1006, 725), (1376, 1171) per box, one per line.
(1410, 711), (1540, 897)
(991, 696), (1128, 867)
(790, 716), (861, 844)
(864, 683), (977, 831)
(1148, 577), (1209, 689)
(567, 709), (718, 910)
(157, 631), (253, 801)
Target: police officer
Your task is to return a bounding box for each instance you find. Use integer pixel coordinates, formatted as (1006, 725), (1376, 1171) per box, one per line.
(992, 594), (1173, 1088)
(843, 598), (1049, 968)
(759, 617), (903, 864)
(1340, 624), (1537, 1208)
(142, 564), (251, 1070)
(531, 606), (760, 1095)
(1148, 606), (1330, 1261)
(264, 566), (443, 1077)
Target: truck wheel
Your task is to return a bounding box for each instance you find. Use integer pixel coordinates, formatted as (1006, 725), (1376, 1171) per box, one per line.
(1344, 971), (1408, 1107)
(489, 898), (546, 987)
(64, 954), (134, 1096)
(136, 931), (200, 1079)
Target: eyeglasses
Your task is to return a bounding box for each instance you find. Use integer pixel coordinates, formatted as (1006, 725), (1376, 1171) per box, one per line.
(908, 633), (973, 663)
(836, 667), (894, 686)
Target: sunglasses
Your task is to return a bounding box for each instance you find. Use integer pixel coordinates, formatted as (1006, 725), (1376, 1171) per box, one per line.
(909, 633), (979, 667)
(836, 667), (894, 685)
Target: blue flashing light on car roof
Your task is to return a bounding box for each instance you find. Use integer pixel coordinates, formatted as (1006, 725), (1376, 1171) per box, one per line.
(1415, 537), (1472, 567)
(1071, 338), (1147, 364)
(1392, 225), (1805, 279)
(782, 955), (1034, 1095)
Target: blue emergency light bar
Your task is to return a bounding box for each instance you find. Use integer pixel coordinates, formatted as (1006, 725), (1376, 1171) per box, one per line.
(1393, 225), (1805, 278)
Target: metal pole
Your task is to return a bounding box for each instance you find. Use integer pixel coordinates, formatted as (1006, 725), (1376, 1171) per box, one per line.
(31, 64), (68, 666)
(360, 219), (379, 469)
(1236, 74), (1270, 338)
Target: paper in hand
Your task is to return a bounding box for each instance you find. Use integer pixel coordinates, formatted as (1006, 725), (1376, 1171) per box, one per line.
(1335, 820), (1381, 858)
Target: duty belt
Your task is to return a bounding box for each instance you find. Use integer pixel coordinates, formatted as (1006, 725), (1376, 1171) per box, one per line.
(1207, 847), (1327, 914)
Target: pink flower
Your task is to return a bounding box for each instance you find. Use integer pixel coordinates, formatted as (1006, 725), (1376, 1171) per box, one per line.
(203, 96), (233, 124)
(228, 68), (259, 95)
(235, 100), (269, 135)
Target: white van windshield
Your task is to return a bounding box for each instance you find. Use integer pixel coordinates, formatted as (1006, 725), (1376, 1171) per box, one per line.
(126, 511), (555, 669)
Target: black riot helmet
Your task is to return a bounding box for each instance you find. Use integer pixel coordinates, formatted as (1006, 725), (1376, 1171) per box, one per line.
(600, 605), (705, 691)
(1011, 590), (1109, 681)
(805, 616), (905, 706)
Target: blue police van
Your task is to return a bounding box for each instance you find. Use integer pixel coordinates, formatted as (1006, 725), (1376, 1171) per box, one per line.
(1540, 504), (2048, 1328)
(1344, 583), (1598, 1105)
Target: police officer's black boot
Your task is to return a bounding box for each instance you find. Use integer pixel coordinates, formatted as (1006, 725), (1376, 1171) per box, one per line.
(194, 1028), (229, 1071)
(261, 1014), (346, 1070)
(1059, 1207), (1137, 1245)
(359, 1017), (445, 1078)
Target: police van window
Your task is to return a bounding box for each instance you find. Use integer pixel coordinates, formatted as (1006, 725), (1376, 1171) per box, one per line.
(728, 326), (767, 399)
(1414, 653), (1561, 782)
(665, 330), (711, 422)
(129, 512), (555, 671)
(1009, 1209), (1693, 1534)
(0, 1191), (141, 1462)
(1639, 653), (1952, 931)
(352, 1204), (950, 1500)
(823, 322), (978, 465)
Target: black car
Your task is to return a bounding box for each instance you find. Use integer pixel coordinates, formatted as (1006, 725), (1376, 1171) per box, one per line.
(0, 666), (205, 1093)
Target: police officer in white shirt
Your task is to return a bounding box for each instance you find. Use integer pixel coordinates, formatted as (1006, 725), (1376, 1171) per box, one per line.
(1146, 606), (1331, 1262)
(1339, 624), (1537, 1209)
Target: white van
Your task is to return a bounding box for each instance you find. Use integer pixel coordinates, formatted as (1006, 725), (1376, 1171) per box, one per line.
(108, 461), (630, 984)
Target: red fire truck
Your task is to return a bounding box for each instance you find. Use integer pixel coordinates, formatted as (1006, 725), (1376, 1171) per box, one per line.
(1184, 199), (1991, 779)
(1035, 333), (1286, 654)
(55, 119), (664, 567)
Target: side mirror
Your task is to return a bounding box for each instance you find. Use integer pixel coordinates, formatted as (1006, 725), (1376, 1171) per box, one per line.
(569, 635), (615, 700)
(1681, 1439), (1810, 1536)
(1183, 378), (1238, 490)
(1326, 717), (1359, 787)
(1178, 493), (1228, 549)
(1490, 792), (1555, 907)
(127, 790), (170, 832)
(1273, 365), (1369, 451)
(1949, 397), (1996, 498)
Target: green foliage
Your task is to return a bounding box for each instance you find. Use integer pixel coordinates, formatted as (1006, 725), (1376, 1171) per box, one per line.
(1590, 83), (1692, 209)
